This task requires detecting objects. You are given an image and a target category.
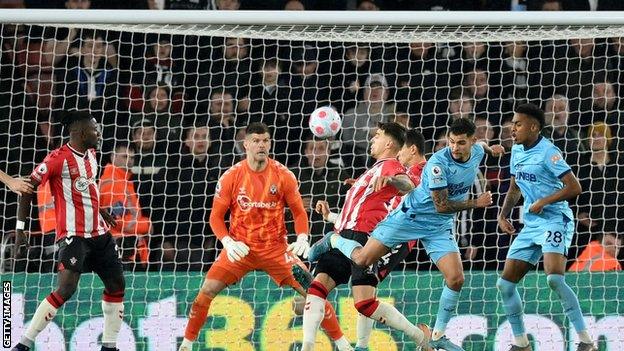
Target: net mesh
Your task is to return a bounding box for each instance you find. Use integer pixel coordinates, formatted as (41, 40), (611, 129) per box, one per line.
(1, 19), (623, 350)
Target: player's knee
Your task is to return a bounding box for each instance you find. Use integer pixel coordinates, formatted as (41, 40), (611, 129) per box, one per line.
(546, 274), (565, 291)
(496, 277), (513, 297)
(200, 280), (224, 299)
(352, 254), (374, 267)
(446, 273), (464, 290)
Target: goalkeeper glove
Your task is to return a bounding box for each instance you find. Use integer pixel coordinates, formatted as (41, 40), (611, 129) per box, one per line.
(221, 236), (250, 262)
(287, 234), (310, 259)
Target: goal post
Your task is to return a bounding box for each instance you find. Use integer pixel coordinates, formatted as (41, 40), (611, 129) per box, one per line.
(1, 9), (623, 351)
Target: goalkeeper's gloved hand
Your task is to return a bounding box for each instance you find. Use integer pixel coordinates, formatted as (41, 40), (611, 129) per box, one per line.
(221, 236), (250, 262)
(287, 234), (310, 259)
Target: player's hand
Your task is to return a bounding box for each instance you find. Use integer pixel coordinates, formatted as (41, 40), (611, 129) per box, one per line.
(7, 177), (34, 196)
(475, 191), (493, 208)
(13, 229), (30, 261)
(490, 144), (505, 157)
(100, 209), (118, 228)
(529, 199), (545, 214)
(222, 236), (250, 262)
(373, 176), (390, 192)
(287, 234), (310, 259)
(315, 200), (331, 221)
(344, 178), (356, 187)
(498, 216), (516, 235)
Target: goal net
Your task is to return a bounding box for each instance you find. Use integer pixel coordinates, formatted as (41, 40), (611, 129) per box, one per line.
(1, 10), (623, 351)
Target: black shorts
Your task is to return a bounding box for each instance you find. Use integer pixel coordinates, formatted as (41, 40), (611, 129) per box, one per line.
(56, 232), (123, 278)
(314, 230), (412, 287)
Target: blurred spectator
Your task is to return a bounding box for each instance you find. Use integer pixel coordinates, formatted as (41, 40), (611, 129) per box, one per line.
(198, 37), (252, 103)
(463, 68), (505, 124)
(474, 115), (495, 142)
(607, 37), (624, 98)
(129, 119), (168, 231)
(555, 38), (614, 122)
(357, 0), (379, 10)
(576, 122), (624, 235)
(284, 0), (305, 10)
(216, 0), (240, 10)
(162, 124), (220, 270)
(441, 88), (475, 129)
(588, 81), (624, 151)
(58, 30), (118, 111)
(297, 138), (352, 238)
(65, 0), (90, 9)
(431, 127), (448, 154)
(493, 41), (542, 104)
(460, 41), (495, 74)
(569, 226), (622, 271)
(131, 84), (183, 143)
(99, 143), (151, 269)
(542, 94), (586, 163)
(540, 0), (562, 10)
(128, 37), (184, 112)
(393, 109), (410, 128)
(341, 74), (395, 160)
(330, 44), (373, 114)
(389, 42), (441, 122)
(247, 58), (290, 126)
(207, 89), (239, 159)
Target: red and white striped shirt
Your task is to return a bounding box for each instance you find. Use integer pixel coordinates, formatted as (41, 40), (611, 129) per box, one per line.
(334, 158), (405, 234)
(31, 144), (108, 240)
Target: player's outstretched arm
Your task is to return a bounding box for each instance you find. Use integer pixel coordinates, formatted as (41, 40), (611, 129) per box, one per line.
(431, 188), (492, 214)
(479, 141), (505, 157)
(498, 177), (522, 235)
(209, 201), (250, 262)
(373, 174), (415, 194)
(14, 177), (40, 261)
(0, 170), (34, 196)
(528, 172), (582, 214)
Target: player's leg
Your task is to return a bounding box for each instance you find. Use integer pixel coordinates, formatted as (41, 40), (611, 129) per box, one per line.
(542, 221), (595, 350)
(497, 231), (540, 350)
(14, 237), (85, 351)
(93, 233), (126, 351)
(179, 251), (251, 351)
(287, 261), (352, 350)
(427, 252), (465, 351)
(351, 284), (430, 350)
(332, 236), (390, 267)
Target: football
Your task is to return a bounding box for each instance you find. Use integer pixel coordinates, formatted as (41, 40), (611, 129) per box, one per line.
(308, 106), (341, 138)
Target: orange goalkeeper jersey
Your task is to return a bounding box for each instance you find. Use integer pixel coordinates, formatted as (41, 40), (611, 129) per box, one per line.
(210, 158), (308, 250)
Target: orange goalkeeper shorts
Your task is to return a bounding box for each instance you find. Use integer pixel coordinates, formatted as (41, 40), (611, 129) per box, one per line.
(206, 244), (306, 288)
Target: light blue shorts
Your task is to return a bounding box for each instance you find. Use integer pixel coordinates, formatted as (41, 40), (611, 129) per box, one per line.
(506, 218), (574, 266)
(371, 210), (459, 264)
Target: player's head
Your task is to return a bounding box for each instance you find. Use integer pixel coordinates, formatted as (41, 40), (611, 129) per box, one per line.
(397, 129), (425, 167)
(61, 110), (100, 150)
(244, 122), (271, 162)
(370, 122), (406, 159)
(111, 143), (135, 170)
(447, 118), (476, 161)
(512, 103), (545, 145)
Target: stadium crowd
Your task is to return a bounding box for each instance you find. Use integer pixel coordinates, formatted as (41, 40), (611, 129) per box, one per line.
(0, 0), (623, 272)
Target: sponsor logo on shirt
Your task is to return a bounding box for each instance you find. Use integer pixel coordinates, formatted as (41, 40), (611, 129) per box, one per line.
(73, 176), (96, 192)
(236, 194), (277, 212)
(516, 172), (537, 182)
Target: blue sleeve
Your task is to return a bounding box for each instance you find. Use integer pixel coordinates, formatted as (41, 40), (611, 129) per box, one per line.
(427, 162), (448, 190)
(544, 146), (571, 179)
(474, 143), (486, 162)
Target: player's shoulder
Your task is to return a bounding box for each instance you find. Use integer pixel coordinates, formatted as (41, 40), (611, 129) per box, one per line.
(219, 160), (245, 180)
(381, 158), (403, 169)
(44, 145), (71, 163)
(271, 158), (297, 179)
(429, 148), (449, 166)
(510, 143), (523, 155)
